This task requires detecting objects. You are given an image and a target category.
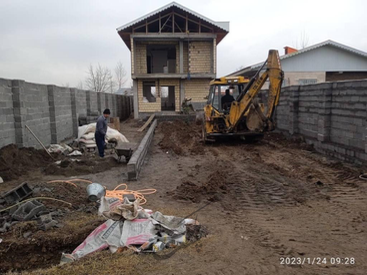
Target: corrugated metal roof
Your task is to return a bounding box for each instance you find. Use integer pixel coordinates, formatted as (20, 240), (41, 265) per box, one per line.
(230, 40), (367, 76)
(116, 1), (229, 32)
(282, 40), (367, 59)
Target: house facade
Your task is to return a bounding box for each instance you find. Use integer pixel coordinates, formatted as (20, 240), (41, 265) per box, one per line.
(229, 40), (367, 87)
(117, 2), (229, 118)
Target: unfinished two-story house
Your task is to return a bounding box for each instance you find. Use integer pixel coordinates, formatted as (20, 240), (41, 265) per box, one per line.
(117, 2), (229, 119)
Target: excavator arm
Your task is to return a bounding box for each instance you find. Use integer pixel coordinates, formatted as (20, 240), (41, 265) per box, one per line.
(227, 50), (283, 131)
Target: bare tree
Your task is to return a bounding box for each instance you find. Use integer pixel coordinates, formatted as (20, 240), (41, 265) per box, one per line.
(114, 61), (127, 90)
(299, 30), (309, 49)
(76, 81), (84, 90)
(86, 64), (115, 93)
(109, 78), (116, 94)
(293, 31), (310, 49)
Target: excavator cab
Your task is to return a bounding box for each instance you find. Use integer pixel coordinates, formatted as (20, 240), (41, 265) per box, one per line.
(202, 50), (284, 142)
(206, 77), (248, 113)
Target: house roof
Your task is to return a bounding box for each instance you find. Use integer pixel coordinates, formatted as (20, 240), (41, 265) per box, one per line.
(116, 2), (229, 49)
(117, 2), (229, 32)
(230, 40), (367, 76)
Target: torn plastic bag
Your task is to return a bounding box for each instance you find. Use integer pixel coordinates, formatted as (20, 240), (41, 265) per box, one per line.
(71, 219), (123, 259)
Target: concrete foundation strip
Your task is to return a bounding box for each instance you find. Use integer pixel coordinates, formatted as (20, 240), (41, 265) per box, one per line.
(127, 119), (157, 181)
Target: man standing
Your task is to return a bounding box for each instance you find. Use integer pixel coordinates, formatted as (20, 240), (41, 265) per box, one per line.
(95, 109), (110, 157)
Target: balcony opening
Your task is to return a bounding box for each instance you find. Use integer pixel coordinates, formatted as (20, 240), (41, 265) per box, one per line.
(146, 44), (176, 74)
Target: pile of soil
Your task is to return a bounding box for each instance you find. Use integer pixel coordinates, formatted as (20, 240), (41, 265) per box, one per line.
(168, 169), (234, 203)
(158, 120), (204, 155)
(44, 157), (119, 177)
(0, 144), (121, 182)
(0, 144), (52, 181)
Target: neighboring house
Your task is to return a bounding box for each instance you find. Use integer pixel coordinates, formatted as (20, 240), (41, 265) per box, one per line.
(229, 40), (367, 87)
(116, 1), (229, 118)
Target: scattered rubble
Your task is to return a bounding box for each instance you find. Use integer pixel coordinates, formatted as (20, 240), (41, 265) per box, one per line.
(0, 179), (100, 272)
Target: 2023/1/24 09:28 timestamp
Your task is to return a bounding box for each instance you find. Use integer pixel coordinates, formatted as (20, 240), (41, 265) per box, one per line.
(280, 257), (356, 265)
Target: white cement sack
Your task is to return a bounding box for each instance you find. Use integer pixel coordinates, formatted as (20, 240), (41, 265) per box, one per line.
(72, 219), (123, 259)
(120, 219), (157, 246)
(78, 123), (129, 144)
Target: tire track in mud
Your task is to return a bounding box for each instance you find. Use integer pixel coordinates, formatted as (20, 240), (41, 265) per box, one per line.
(209, 145), (300, 274)
(208, 143), (367, 274)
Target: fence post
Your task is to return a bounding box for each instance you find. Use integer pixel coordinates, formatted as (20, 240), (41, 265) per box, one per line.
(317, 84), (333, 142)
(12, 80), (26, 147)
(288, 86), (300, 135)
(70, 88), (78, 138)
(47, 85), (57, 144)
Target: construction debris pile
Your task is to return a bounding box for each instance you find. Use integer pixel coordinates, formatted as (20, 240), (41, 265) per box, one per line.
(0, 180), (94, 235)
(61, 187), (207, 264)
(0, 179), (102, 272)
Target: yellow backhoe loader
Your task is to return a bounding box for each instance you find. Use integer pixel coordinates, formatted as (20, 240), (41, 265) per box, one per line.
(201, 49), (284, 142)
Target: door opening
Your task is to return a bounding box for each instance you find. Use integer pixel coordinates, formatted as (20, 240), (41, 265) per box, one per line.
(161, 86), (175, 111)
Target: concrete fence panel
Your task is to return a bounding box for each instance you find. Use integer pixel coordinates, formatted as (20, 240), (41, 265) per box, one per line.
(0, 77), (134, 149)
(275, 79), (367, 163)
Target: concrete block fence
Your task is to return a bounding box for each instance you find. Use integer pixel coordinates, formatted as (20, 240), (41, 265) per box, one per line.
(275, 79), (367, 163)
(0, 78), (133, 149)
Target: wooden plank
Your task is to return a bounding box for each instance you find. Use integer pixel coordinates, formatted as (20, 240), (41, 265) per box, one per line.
(137, 114), (155, 132)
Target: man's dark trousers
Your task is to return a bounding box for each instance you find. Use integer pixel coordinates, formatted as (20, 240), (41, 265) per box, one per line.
(95, 132), (105, 157)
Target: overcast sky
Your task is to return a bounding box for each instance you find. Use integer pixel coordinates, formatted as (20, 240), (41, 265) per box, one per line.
(0, 0), (366, 88)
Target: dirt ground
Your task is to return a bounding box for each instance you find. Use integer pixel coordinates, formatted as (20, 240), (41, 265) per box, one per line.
(2, 119), (367, 274)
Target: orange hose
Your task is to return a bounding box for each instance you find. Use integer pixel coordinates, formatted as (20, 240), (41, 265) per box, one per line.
(105, 183), (157, 205)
